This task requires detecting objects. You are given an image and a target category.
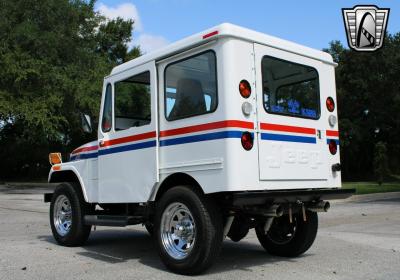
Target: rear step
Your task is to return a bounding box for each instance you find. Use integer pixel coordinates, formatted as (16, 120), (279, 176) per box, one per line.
(84, 215), (144, 227)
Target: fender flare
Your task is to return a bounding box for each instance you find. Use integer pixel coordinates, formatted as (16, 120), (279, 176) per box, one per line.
(48, 166), (89, 202)
(148, 172), (204, 202)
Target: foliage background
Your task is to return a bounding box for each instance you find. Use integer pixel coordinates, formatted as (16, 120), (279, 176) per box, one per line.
(0, 0), (140, 179)
(0, 0), (398, 182)
(324, 36), (400, 181)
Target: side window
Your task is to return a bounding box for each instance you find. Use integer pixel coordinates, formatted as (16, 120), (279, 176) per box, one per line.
(165, 51), (217, 121)
(114, 71), (151, 131)
(262, 56), (320, 119)
(101, 84), (112, 132)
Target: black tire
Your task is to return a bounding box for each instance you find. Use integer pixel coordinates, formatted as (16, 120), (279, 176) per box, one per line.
(154, 186), (223, 275)
(50, 182), (92, 246)
(255, 210), (318, 257)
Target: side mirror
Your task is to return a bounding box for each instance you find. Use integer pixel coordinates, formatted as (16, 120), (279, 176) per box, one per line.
(81, 113), (92, 133)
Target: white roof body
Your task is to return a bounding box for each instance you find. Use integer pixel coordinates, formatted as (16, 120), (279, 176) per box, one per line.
(110, 23), (335, 76)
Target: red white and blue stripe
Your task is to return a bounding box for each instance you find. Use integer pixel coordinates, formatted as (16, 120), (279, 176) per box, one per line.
(159, 120), (253, 147)
(326, 130), (340, 145)
(69, 121), (339, 161)
(98, 131), (157, 157)
(260, 123), (317, 144)
(70, 120), (254, 161)
(70, 141), (99, 161)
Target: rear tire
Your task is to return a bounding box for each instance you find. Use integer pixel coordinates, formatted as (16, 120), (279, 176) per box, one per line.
(255, 210), (318, 257)
(50, 182), (92, 246)
(154, 186), (223, 275)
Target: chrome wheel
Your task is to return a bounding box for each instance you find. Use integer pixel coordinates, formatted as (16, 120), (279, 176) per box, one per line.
(160, 202), (196, 260)
(53, 195), (72, 236)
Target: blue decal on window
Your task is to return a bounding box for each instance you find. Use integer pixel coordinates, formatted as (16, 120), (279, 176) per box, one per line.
(288, 99), (300, 114)
(301, 108), (317, 118)
(271, 105), (284, 113)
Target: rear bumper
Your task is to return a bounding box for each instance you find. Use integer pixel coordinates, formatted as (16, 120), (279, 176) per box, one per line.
(226, 188), (355, 207)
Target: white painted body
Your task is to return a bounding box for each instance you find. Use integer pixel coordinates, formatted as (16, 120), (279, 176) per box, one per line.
(49, 23), (341, 203)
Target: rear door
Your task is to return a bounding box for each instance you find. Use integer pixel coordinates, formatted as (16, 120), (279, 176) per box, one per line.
(254, 44), (328, 183)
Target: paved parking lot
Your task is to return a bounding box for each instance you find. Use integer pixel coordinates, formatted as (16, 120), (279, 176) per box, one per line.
(0, 188), (399, 280)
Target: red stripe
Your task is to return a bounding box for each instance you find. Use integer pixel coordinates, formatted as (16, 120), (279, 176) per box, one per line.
(72, 145), (98, 155)
(202, 30), (219, 39)
(326, 130), (339, 137)
(260, 123), (316, 135)
(73, 120), (252, 153)
(102, 131), (156, 148)
(160, 120), (254, 137)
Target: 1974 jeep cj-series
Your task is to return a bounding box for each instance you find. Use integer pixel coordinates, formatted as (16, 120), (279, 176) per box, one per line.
(45, 23), (354, 274)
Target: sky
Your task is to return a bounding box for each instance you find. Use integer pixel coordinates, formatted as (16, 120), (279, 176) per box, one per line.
(96, 0), (400, 53)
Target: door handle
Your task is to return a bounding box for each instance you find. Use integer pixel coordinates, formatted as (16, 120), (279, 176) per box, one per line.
(99, 140), (105, 147)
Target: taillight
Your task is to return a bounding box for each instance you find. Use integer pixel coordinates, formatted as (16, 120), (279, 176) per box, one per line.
(326, 97), (335, 112)
(241, 132), (253, 150)
(239, 80), (251, 98)
(328, 140), (337, 155)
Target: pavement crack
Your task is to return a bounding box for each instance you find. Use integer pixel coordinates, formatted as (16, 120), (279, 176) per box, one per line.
(0, 206), (47, 214)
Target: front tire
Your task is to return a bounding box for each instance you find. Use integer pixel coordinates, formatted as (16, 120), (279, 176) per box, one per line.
(50, 182), (92, 246)
(154, 186), (223, 275)
(255, 210), (318, 257)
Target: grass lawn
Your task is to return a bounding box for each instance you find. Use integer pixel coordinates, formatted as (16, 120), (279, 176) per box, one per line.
(342, 181), (400, 195)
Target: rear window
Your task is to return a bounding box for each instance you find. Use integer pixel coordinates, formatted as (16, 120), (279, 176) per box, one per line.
(164, 51), (217, 121)
(262, 56), (320, 119)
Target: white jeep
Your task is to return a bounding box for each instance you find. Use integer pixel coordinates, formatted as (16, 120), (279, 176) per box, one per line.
(45, 23), (354, 274)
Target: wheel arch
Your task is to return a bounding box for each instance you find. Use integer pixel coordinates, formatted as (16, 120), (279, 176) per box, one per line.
(151, 172), (204, 202)
(49, 168), (88, 202)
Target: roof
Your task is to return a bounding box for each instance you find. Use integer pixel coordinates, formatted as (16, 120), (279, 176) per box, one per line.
(109, 23), (335, 76)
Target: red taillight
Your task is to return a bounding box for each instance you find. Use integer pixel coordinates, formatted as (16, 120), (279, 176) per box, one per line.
(239, 80), (251, 98)
(329, 140), (337, 155)
(326, 97), (335, 112)
(241, 132), (253, 151)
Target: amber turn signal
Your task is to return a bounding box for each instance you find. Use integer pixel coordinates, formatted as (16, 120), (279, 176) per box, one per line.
(49, 153), (62, 165)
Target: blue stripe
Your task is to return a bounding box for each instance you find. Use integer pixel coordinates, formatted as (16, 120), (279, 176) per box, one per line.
(159, 130), (245, 147)
(71, 131), (247, 161)
(327, 138), (340, 145)
(261, 133), (316, 144)
(98, 140), (157, 156)
(70, 130), (320, 161)
(70, 152), (98, 161)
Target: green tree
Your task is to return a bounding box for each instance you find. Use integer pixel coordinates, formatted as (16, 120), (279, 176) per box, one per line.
(324, 34), (400, 180)
(373, 142), (389, 185)
(0, 0), (140, 180)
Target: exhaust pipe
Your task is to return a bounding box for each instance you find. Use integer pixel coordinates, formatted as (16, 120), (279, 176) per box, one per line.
(308, 201), (330, 212)
(244, 204), (283, 217)
(264, 204), (284, 217)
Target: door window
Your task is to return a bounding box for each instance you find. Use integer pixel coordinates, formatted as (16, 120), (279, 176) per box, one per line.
(114, 71), (151, 131)
(101, 84), (112, 132)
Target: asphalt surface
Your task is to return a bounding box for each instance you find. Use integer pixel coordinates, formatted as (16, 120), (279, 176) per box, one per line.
(0, 188), (399, 280)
